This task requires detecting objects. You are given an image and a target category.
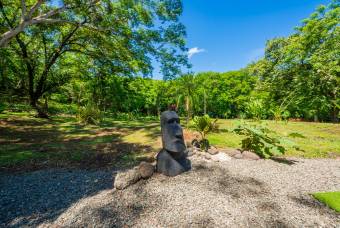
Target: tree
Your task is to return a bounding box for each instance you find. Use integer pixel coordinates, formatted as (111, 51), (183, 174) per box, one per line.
(0, 0), (189, 116)
(176, 73), (197, 125)
(250, 0), (340, 122)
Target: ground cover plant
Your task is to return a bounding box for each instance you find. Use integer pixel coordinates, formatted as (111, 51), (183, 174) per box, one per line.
(312, 191), (340, 212)
(233, 122), (285, 158)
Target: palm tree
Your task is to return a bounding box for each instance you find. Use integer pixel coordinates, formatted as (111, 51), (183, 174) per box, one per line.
(176, 74), (197, 126)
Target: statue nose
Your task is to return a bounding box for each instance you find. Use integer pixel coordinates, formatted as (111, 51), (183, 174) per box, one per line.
(174, 125), (182, 136)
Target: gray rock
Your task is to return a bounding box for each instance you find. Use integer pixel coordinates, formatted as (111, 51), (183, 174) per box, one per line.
(139, 162), (154, 179)
(219, 148), (241, 157)
(204, 153), (212, 160)
(211, 153), (232, 162)
(207, 146), (219, 155)
(242, 151), (260, 160)
(233, 153), (243, 159)
(114, 168), (142, 190)
(187, 148), (195, 157)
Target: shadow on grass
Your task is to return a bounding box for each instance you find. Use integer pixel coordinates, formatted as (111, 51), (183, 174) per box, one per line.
(0, 116), (156, 172)
(0, 116), (159, 226)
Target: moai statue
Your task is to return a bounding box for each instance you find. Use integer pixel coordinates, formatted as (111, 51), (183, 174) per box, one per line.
(156, 111), (191, 176)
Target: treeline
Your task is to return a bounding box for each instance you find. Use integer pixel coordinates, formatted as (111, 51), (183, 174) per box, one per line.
(0, 1), (339, 122)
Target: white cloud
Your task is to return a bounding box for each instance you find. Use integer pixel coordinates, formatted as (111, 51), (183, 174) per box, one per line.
(188, 47), (205, 58)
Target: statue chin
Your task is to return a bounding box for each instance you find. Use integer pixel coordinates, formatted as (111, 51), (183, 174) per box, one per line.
(164, 143), (186, 154)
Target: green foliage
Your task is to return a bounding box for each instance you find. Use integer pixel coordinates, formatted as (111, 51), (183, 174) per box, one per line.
(245, 99), (267, 120)
(233, 123), (286, 158)
(192, 115), (218, 150)
(79, 103), (102, 125)
(312, 191), (340, 212)
(249, 1), (340, 122)
(0, 0), (189, 114)
(0, 102), (6, 113)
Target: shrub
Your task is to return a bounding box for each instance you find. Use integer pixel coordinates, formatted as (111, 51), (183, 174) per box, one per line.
(0, 102), (6, 113)
(245, 99), (267, 120)
(191, 115), (218, 150)
(233, 123), (285, 158)
(79, 103), (102, 125)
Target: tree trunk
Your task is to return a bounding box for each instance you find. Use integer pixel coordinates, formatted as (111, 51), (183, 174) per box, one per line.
(331, 107), (339, 123)
(185, 96), (190, 126)
(203, 88), (207, 115)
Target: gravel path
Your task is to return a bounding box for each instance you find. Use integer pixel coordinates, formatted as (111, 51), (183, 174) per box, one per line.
(1, 156), (339, 227)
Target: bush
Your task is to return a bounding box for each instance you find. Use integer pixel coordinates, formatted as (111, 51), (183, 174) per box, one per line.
(191, 115), (218, 150)
(79, 103), (102, 125)
(0, 102), (6, 113)
(233, 123), (285, 158)
(245, 99), (268, 120)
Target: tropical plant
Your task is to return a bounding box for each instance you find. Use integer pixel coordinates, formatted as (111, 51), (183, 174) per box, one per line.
(79, 102), (102, 125)
(233, 123), (285, 158)
(192, 115), (218, 150)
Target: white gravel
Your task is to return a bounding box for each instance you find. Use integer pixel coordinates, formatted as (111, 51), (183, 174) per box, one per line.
(1, 156), (340, 227)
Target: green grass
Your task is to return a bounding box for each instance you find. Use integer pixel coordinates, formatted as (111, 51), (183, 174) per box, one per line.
(312, 192), (340, 212)
(0, 111), (159, 171)
(207, 119), (340, 158)
(0, 111), (339, 171)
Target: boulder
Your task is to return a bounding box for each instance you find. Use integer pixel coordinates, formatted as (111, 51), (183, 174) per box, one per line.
(139, 162), (154, 179)
(233, 153), (243, 159)
(211, 153), (232, 162)
(207, 146), (219, 155)
(187, 148), (195, 157)
(219, 148), (241, 157)
(114, 167), (142, 190)
(242, 151), (261, 160)
(204, 153), (211, 160)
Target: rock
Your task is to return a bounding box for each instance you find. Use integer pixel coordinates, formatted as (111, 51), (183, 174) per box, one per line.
(139, 162), (154, 179)
(114, 168), (142, 190)
(211, 153), (232, 162)
(207, 146), (219, 155)
(242, 151), (260, 160)
(187, 148), (195, 157)
(204, 153), (211, 160)
(219, 148), (241, 157)
(233, 153), (243, 159)
(191, 139), (200, 148)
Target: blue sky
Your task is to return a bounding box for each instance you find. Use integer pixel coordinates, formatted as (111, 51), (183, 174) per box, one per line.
(152, 0), (330, 79)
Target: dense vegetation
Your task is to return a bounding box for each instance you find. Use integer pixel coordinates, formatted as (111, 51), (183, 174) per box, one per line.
(0, 1), (339, 123)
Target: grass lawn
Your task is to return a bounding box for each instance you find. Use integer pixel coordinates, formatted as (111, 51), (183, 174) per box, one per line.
(208, 119), (340, 158)
(0, 112), (339, 171)
(0, 111), (161, 171)
(312, 192), (340, 212)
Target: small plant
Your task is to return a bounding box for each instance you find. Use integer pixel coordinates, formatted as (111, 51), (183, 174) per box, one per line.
(192, 115), (218, 150)
(233, 123), (285, 158)
(79, 102), (102, 125)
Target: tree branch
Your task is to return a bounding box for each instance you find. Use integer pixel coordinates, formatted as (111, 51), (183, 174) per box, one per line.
(21, 0), (26, 21)
(27, 0), (44, 18)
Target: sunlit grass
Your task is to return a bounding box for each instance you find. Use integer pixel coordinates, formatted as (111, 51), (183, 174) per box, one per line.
(0, 112), (339, 170)
(207, 119), (340, 158)
(312, 192), (340, 212)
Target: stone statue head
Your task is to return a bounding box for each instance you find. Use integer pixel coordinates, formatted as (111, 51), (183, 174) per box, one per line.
(160, 111), (186, 153)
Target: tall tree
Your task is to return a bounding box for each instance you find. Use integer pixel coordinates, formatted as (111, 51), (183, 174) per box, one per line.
(0, 0), (189, 116)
